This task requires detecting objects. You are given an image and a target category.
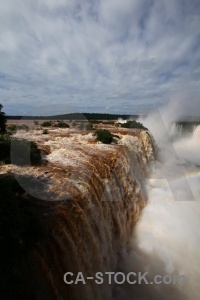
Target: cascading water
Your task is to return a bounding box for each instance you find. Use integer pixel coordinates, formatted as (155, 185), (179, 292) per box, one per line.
(5, 121), (199, 300)
(170, 122), (200, 140)
(115, 122), (200, 300)
(1, 128), (156, 300)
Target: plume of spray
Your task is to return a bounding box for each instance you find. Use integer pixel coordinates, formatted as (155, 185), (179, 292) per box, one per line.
(117, 118), (128, 124)
(113, 96), (200, 300)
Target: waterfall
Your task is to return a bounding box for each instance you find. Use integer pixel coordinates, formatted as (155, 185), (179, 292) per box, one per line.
(8, 129), (155, 300)
(114, 121), (200, 300)
(193, 124), (200, 138)
(170, 122), (200, 139)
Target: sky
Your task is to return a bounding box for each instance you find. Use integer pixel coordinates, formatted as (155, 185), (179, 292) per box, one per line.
(0, 0), (200, 116)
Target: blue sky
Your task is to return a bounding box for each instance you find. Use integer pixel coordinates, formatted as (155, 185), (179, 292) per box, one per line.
(0, 0), (200, 115)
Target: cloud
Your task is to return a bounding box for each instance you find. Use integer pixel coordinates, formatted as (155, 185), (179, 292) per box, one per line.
(0, 0), (200, 115)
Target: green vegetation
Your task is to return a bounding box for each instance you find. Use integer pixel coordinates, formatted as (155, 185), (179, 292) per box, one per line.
(95, 129), (113, 144)
(0, 136), (41, 165)
(56, 121), (70, 128)
(41, 121), (52, 127)
(0, 104), (7, 133)
(121, 120), (147, 129)
(0, 135), (11, 164)
(12, 139), (41, 166)
(7, 112), (138, 121)
(0, 103), (42, 166)
(41, 120), (70, 128)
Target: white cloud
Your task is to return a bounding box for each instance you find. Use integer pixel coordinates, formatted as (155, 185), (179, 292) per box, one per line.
(0, 0), (200, 115)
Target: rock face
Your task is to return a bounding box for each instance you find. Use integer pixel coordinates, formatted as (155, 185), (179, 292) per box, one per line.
(0, 128), (156, 300)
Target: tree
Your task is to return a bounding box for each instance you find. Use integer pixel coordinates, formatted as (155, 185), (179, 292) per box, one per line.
(56, 121), (69, 128)
(121, 120), (147, 129)
(0, 104), (7, 134)
(0, 137), (42, 165)
(95, 129), (113, 144)
(41, 121), (52, 127)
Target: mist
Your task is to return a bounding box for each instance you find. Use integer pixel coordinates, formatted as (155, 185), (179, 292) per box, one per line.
(113, 99), (200, 300)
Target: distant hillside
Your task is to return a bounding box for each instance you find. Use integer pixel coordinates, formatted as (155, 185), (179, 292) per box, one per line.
(7, 112), (137, 121)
